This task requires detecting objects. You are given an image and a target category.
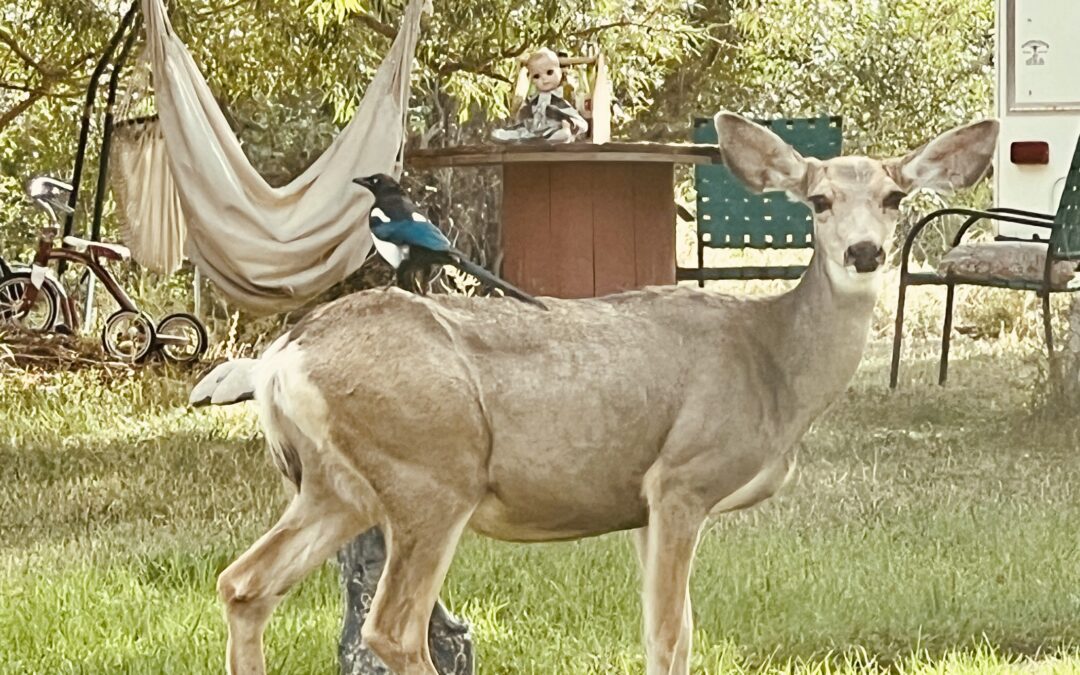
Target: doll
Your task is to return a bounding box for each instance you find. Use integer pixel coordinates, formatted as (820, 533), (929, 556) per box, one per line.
(491, 49), (589, 144)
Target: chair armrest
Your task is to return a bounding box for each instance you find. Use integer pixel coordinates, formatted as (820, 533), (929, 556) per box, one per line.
(994, 235), (1052, 244)
(900, 208), (1057, 276)
(985, 207), (1055, 220)
(951, 208), (1056, 248)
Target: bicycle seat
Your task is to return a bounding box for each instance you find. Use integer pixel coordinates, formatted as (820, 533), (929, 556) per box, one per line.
(63, 236), (131, 262)
(27, 176), (75, 215)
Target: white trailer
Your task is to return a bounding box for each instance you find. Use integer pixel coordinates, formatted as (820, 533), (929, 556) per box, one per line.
(995, 0), (1080, 235)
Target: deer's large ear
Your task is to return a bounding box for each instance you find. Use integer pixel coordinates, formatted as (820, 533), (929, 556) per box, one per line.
(886, 119), (1000, 192)
(714, 112), (809, 197)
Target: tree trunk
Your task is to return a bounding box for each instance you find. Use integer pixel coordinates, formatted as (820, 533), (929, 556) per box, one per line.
(338, 527), (474, 675)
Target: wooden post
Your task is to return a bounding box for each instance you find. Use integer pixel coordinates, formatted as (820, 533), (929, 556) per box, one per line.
(338, 528), (473, 675)
(589, 54), (611, 145)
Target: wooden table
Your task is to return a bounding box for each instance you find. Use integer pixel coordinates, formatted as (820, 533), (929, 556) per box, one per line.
(409, 142), (724, 298)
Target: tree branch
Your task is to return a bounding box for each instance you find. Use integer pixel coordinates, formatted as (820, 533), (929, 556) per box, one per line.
(0, 79), (39, 93)
(0, 91), (44, 132)
(192, 0), (257, 19)
(357, 13), (397, 39)
(0, 27), (57, 77)
(436, 36), (531, 79)
(0, 78), (84, 98)
(572, 17), (694, 40)
(0, 33), (91, 130)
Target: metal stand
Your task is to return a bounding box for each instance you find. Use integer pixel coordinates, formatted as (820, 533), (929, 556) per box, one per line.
(61, 2), (141, 271)
(83, 275), (98, 329)
(193, 266), (203, 319)
(338, 528), (474, 675)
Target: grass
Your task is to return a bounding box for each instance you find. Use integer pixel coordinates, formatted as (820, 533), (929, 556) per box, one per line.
(2, 328), (1080, 673)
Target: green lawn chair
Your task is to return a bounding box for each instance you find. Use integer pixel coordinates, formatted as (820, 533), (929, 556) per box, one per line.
(678, 115), (843, 285)
(889, 132), (1080, 388)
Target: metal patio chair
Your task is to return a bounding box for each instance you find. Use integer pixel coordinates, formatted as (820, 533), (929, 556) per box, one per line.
(678, 115), (843, 284)
(889, 133), (1080, 388)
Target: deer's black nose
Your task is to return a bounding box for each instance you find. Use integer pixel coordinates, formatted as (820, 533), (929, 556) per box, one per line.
(844, 242), (885, 273)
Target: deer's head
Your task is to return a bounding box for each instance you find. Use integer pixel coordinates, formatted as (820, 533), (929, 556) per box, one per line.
(714, 112), (999, 293)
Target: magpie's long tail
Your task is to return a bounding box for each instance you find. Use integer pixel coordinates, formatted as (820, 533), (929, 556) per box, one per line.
(449, 253), (547, 309)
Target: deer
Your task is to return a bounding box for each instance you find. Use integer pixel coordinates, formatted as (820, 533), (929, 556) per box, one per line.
(191, 112), (999, 675)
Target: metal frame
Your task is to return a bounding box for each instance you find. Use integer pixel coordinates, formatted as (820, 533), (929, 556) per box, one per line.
(61, 2), (142, 263)
(35, 242), (140, 332)
(0, 4), (141, 298)
(889, 207), (1080, 388)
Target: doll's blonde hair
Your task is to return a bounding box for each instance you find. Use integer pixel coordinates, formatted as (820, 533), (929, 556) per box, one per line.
(525, 48), (560, 74)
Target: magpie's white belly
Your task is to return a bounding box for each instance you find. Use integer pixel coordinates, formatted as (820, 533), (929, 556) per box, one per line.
(372, 235), (406, 269)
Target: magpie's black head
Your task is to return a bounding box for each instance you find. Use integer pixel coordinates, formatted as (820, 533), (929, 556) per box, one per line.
(353, 173), (402, 197)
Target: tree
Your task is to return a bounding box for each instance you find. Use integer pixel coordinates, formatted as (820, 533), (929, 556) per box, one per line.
(697, 0), (994, 155)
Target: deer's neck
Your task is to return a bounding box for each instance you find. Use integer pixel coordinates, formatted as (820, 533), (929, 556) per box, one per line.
(763, 251), (879, 418)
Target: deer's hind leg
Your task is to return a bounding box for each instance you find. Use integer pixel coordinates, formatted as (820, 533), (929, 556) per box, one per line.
(361, 485), (481, 675)
(218, 485), (370, 675)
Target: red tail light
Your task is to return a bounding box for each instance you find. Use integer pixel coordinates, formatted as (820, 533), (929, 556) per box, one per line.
(1010, 141), (1050, 165)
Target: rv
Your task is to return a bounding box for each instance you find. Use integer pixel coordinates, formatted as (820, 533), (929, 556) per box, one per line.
(995, 0), (1080, 235)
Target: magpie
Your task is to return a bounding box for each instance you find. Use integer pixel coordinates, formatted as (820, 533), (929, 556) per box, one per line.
(353, 173), (547, 309)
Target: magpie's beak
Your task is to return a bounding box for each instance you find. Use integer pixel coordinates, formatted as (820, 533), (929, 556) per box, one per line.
(353, 177), (372, 190)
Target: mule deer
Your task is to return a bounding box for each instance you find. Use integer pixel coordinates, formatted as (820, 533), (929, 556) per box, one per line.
(195, 112), (998, 675)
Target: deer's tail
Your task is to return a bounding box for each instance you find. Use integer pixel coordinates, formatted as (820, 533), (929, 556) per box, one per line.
(189, 358), (259, 407)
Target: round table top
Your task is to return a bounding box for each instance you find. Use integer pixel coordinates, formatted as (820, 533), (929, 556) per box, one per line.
(406, 141), (724, 169)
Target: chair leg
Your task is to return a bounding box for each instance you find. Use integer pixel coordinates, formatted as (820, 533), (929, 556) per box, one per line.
(697, 238), (705, 289)
(939, 283), (955, 386)
(889, 278), (909, 389)
(1042, 291), (1060, 385)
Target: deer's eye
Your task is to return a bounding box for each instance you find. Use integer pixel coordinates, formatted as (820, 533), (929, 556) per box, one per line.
(883, 190), (907, 210)
(808, 195), (832, 214)
(547, 69), (554, 76)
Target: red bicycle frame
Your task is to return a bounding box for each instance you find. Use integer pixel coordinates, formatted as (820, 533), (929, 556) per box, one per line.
(21, 227), (139, 332)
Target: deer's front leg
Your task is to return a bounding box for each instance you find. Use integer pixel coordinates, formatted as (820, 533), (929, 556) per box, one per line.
(639, 474), (705, 675)
(635, 527), (695, 675)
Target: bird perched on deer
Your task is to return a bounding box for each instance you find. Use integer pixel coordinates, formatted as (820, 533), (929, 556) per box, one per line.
(353, 173), (547, 309)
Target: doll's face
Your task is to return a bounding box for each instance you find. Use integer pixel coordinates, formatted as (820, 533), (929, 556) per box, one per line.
(528, 56), (562, 93)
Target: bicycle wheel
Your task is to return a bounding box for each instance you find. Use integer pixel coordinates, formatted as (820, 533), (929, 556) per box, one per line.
(0, 273), (58, 331)
(102, 310), (155, 362)
(156, 313), (209, 363)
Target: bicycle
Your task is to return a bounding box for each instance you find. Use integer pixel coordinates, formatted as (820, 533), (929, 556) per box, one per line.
(0, 176), (209, 363)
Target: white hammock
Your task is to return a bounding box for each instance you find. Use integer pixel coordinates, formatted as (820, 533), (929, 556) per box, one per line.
(141, 0), (427, 313)
(112, 119), (188, 275)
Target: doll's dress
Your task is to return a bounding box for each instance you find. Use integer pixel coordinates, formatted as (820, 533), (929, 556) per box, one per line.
(492, 91), (588, 143)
